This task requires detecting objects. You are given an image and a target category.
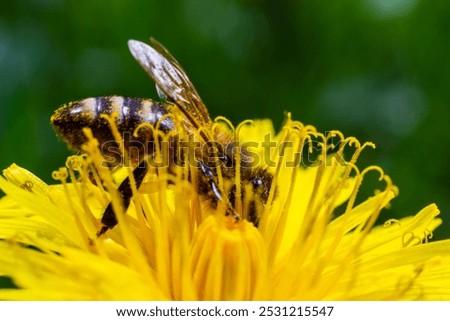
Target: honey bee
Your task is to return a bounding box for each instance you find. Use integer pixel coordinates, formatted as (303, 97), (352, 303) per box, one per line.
(51, 39), (273, 236)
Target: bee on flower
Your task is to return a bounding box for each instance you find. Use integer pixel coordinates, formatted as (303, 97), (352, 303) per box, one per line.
(0, 39), (449, 300)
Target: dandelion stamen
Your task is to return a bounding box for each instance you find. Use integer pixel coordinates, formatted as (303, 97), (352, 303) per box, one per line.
(1, 116), (449, 300)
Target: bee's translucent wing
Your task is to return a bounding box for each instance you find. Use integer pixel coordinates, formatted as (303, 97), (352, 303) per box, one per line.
(128, 39), (212, 128)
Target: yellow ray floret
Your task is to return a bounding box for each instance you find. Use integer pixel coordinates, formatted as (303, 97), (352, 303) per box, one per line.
(0, 117), (449, 300)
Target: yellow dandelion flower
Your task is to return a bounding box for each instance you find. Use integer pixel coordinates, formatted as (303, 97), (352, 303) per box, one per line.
(1, 115), (450, 301)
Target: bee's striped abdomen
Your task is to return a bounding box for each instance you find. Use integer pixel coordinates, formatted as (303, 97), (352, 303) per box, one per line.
(51, 95), (176, 166)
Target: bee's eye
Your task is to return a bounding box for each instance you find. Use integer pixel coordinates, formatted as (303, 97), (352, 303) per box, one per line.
(251, 177), (264, 189)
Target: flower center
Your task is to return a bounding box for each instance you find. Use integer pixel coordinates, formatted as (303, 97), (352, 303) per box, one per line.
(189, 215), (267, 300)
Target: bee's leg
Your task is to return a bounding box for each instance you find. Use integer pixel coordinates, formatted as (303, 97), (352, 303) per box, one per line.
(97, 160), (148, 237)
(198, 161), (240, 222)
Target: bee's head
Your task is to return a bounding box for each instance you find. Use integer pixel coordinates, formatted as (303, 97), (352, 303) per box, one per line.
(249, 169), (273, 205)
(225, 167), (274, 228)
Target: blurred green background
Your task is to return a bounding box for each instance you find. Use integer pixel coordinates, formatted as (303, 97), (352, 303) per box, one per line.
(0, 0), (449, 239)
